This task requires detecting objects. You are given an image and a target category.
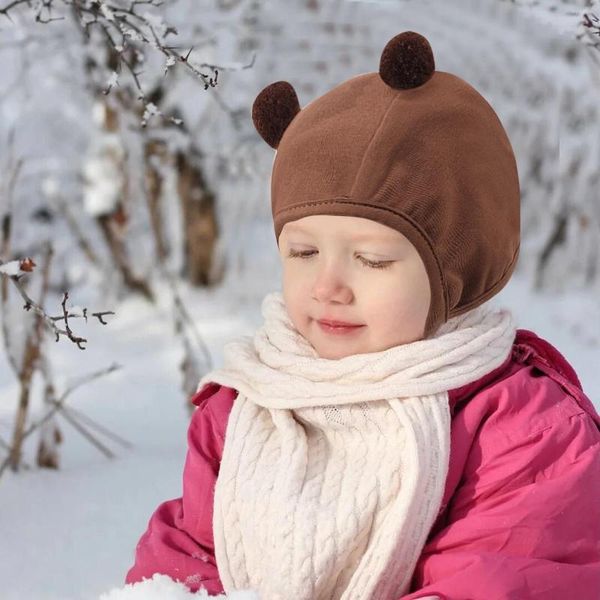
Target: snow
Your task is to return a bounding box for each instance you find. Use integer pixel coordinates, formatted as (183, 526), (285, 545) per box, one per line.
(106, 71), (120, 90)
(99, 574), (259, 600)
(121, 26), (145, 42)
(142, 102), (160, 126)
(512, 1), (591, 39)
(100, 4), (116, 23)
(0, 260), (22, 276)
(41, 176), (60, 199)
(0, 277), (266, 600)
(82, 133), (126, 217)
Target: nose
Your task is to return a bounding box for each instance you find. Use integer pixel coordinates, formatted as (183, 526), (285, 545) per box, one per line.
(311, 263), (353, 304)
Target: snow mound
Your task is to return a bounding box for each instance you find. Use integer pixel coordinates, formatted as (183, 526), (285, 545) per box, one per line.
(99, 574), (260, 600)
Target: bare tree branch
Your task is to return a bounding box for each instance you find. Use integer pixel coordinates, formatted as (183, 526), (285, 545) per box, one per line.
(0, 362), (121, 477)
(7, 243), (54, 471)
(0, 261), (115, 349)
(57, 407), (116, 459)
(62, 404), (133, 448)
(0, 0), (257, 126)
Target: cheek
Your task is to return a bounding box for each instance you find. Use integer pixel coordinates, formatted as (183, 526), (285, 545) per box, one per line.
(282, 263), (313, 295)
(366, 281), (429, 322)
(282, 267), (302, 294)
(282, 272), (306, 323)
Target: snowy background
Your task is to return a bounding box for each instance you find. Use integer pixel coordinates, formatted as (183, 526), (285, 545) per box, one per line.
(0, 0), (599, 599)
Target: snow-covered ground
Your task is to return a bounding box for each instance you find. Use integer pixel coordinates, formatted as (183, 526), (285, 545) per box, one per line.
(0, 266), (598, 600)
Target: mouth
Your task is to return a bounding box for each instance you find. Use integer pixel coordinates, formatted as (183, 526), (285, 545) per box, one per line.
(317, 318), (363, 328)
(316, 319), (365, 335)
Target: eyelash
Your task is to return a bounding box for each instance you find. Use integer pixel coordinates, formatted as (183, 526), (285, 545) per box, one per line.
(287, 249), (393, 270)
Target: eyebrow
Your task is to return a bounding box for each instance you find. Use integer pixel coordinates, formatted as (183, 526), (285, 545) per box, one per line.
(284, 224), (400, 243)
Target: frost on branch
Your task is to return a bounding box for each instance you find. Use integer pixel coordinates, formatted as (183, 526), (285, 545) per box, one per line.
(0, 257), (36, 277)
(0, 259), (29, 276)
(142, 102), (159, 128)
(99, 3), (115, 22)
(105, 71), (120, 94)
(0, 255), (115, 350)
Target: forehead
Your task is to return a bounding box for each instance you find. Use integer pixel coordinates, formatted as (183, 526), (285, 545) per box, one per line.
(282, 215), (403, 242)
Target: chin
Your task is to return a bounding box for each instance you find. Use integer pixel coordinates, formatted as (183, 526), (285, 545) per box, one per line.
(311, 342), (358, 360)
(317, 349), (349, 360)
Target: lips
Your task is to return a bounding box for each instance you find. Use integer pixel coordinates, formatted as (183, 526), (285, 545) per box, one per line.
(316, 319), (365, 336)
(317, 319), (363, 328)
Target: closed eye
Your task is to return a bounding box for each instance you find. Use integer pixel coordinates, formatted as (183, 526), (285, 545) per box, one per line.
(287, 249), (393, 270)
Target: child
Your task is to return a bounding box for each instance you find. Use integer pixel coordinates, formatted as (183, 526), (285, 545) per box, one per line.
(125, 31), (600, 599)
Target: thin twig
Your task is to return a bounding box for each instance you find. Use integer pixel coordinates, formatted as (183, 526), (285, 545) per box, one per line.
(160, 263), (212, 372)
(0, 133), (23, 375)
(57, 407), (115, 459)
(62, 404), (133, 448)
(0, 263), (115, 349)
(0, 362), (121, 477)
(2, 0), (253, 129)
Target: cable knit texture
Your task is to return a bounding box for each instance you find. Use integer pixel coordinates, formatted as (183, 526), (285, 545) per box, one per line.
(197, 291), (517, 600)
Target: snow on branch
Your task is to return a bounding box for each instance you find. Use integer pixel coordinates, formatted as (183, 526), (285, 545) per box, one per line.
(0, 0), (255, 126)
(581, 8), (600, 50)
(0, 257), (115, 349)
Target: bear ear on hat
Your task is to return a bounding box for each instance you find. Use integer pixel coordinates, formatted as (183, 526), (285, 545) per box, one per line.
(379, 31), (435, 90)
(252, 81), (301, 149)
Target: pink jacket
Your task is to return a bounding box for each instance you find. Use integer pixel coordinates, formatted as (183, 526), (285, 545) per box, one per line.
(126, 329), (600, 599)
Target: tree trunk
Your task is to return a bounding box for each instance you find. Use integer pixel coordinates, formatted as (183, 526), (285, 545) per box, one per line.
(8, 244), (54, 471)
(144, 139), (170, 264)
(175, 150), (223, 286)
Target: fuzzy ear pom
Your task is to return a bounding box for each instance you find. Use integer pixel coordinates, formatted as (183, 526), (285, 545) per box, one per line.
(379, 31), (435, 90)
(251, 81), (301, 149)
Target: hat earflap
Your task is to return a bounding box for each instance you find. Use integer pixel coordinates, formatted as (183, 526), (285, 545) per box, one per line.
(379, 31), (435, 90)
(252, 81), (301, 149)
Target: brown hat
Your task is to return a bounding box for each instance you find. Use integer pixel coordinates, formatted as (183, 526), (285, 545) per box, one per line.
(251, 31), (520, 339)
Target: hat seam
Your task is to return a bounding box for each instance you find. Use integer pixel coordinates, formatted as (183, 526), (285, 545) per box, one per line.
(275, 197), (449, 322)
(349, 94), (400, 199)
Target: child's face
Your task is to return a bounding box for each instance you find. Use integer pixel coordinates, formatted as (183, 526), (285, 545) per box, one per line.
(278, 215), (431, 359)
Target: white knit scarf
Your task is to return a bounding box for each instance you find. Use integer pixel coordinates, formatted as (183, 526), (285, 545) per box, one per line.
(197, 291), (517, 600)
